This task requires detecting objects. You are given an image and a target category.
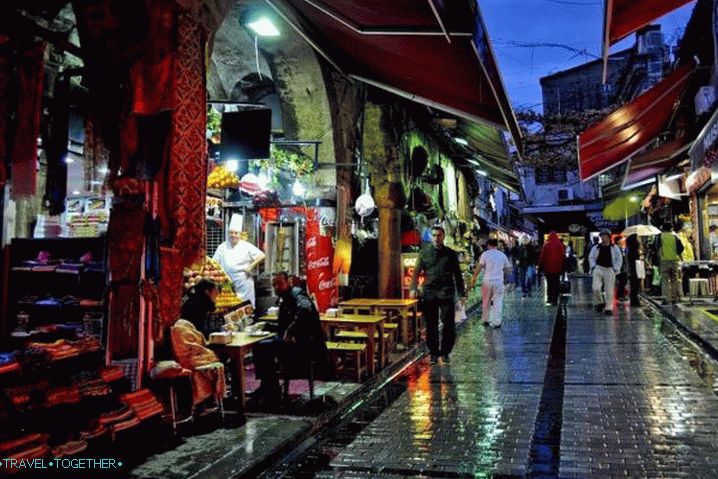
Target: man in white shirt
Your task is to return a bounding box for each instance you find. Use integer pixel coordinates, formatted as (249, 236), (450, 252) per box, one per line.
(213, 216), (266, 307)
(471, 238), (512, 328)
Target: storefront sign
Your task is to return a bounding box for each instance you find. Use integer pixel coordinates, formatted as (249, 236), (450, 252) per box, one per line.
(686, 167), (712, 194)
(587, 212), (619, 231)
(305, 207), (337, 312)
(690, 108), (718, 170)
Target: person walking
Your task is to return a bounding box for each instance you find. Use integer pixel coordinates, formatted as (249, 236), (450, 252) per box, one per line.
(410, 225), (466, 364)
(517, 237), (538, 297)
(626, 234), (641, 307)
(538, 232), (566, 305)
(471, 238), (512, 328)
(589, 229), (623, 314)
(655, 222), (683, 304)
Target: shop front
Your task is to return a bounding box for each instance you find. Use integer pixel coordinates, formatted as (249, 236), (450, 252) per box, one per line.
(687, 108), (718, 260)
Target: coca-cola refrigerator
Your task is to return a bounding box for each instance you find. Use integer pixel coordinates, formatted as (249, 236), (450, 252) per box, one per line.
(264, 221), (300, 276)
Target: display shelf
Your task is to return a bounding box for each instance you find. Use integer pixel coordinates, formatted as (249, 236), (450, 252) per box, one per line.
(2, 237), (108, 344)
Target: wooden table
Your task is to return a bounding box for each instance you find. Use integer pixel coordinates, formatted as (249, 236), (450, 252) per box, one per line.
(209, 332), (275, 412)
(259, 313), (386, 376)
(339, 298), (419, 345)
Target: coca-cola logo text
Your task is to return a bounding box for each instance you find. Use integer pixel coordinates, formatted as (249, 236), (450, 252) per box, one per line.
(306, 237), (317, 249)
(307, 257), (330, 270)
(318, 278), (336, 291)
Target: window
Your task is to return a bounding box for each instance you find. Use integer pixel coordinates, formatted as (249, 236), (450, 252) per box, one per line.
(535, 166), (567, 184)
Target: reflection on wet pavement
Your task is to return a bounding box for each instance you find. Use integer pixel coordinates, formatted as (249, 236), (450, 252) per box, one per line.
(262, 278), (718, 478)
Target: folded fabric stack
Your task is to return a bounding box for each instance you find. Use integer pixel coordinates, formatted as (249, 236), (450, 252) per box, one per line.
(72, 374), (111, 398)
(98, 404), (135, 429)
(79, 299), (103, 307)
(84, 261), (105, 274)
(0, 361), (20, 375)
(18, 294), (39, 304)
(79, 422), (107, 440)
(98, 366), (125, 383)
(26, 339), (80, 361)
(56, 262), (84, 274)
(31, 264), (57, 273)
(0, 352), (20, 376)
(70, 336), (102, 354)
(0, 433), (50, 459)
(45, 385), (81, 406)
(5, 381), (48, 411)
(51, 439), (87, 458)
(121, 389), (165, 421)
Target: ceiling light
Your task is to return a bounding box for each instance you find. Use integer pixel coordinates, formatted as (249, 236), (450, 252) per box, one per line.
(246, 17), (280, 37)
(64, 156), (74, 164)
(71, 190), (80, 195)
(477, 170), (488, 177)
(224, 159), (239, 172)
(454, 137), (469, 146)
(292, 180), (306, 197)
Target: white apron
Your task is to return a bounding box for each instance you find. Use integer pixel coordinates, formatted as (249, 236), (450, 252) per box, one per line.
(213, 240), (263, 306)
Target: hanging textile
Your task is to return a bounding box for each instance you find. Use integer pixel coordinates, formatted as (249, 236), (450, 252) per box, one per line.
(83, 114), (110, 193)
(43, 74), (70, 215)
(166, 13), (207, 267)
(11, 42), (45, 199)
(0, 37), (11, 188)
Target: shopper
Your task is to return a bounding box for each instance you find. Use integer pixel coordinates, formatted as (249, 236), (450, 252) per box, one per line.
(538, 232), (566, 305)
(626, 234), (641, 307)
(471, 238), (512, 328)
(410, 225), (466, 364)
(517, 237), (538, 297)
(588, 229), (622, 314)
(655, 222), (683, 304)
(180, 279), (219, 335)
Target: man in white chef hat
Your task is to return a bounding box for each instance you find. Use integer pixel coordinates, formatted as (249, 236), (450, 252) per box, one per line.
(213, 215), (266, 307)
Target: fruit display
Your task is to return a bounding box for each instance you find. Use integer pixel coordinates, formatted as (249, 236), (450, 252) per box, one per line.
(183, 257), (232, 290)
(207, 165), (240, 189)
(215, 285), (242, 310)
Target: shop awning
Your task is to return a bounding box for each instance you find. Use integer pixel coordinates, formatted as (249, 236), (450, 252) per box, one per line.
(602, 0), (694, 81)
(458, 121), (521, 192)
(578, 61), (694, 181)
(268, 0), (522, 150)
(622, 139), (691, 189)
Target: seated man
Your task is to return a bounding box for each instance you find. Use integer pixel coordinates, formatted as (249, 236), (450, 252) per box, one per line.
(252, 272), (328, 405)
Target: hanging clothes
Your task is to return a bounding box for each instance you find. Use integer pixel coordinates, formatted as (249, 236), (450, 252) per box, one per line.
(43, 74), (70, 215)
(11, 42), (45, 199)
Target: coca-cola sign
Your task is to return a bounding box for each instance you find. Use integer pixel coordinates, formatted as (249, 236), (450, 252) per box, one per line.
(305, 207), (338, 312)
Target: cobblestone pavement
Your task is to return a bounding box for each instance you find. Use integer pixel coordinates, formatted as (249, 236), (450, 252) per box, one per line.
(264, 279), (718, 478)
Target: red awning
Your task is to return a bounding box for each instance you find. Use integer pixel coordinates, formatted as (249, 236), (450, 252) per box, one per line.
(268, 0), (522, 148)
(578, 61), (694, 181)
(602, 0), (694, 81)
(622, 139), (691, 188)
(605, 0), (693, 45)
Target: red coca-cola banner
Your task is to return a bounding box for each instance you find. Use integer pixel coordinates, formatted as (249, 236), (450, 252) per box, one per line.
(305, 207), (337, 312)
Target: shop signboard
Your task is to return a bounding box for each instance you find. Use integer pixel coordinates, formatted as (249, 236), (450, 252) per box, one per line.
(305, 207), (337, 312)
(689, 107), (718, 171)
(587, 212), (619, 231)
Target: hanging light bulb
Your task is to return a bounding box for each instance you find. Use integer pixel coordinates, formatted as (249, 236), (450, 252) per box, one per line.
(292, 179), (306, 197)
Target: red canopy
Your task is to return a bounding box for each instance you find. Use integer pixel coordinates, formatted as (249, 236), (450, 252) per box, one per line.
(605, 0), (693, 45)
(622, 139), (691, 188)
(578, 61), (694, 181)
(268, 0), (521, 147)
(602, 0), (694, 81)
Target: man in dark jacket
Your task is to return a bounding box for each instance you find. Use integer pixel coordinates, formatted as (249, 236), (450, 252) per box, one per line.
(410, 225), (466, 365)
(252, 272), (328, 405)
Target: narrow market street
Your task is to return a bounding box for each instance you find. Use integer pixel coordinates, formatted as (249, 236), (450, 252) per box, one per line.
(256, 279), (718, 478)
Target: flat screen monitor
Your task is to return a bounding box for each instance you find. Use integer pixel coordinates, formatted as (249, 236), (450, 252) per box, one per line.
(220, 109), (271, 160)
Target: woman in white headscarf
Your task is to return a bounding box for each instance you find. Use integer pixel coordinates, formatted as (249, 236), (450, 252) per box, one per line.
(213, 216), (265, 306)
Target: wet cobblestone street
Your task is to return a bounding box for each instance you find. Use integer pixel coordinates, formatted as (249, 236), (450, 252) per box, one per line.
(262, 279), (718, 478)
